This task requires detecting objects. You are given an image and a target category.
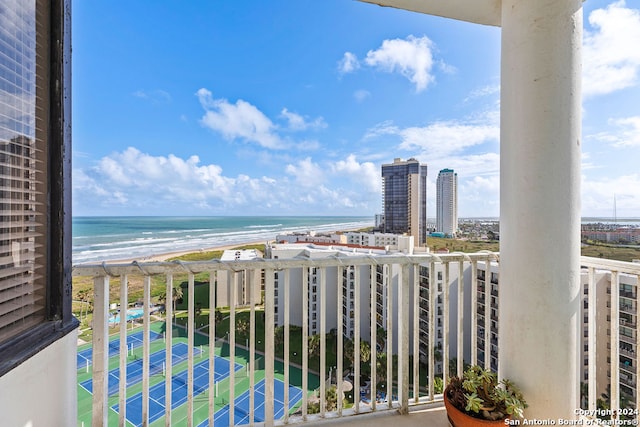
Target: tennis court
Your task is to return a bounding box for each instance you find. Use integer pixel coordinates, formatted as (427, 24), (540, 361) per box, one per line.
(197, 379), (304, 427)
(114, 355), (243, 426)
(77, 330), (162, 368)
(79, 342), (199, 395)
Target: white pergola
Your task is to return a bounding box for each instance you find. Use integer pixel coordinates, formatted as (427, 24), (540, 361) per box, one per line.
(361, 0), (583, 418)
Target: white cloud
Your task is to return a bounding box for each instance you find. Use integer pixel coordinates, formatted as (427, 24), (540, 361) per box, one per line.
(607, 116), (640, 147)
(365, 114), (499, 158)
(73, 149), (384, 215)
(133, 89), (172, 104)
(464, 84), (500, 103)
(397, 122), (498, 156)
(338, 52), (360, 74)
(364, 35), (437, 92)
(583, 1), (640, 97)
(458, 175), (500, 217)
(280, 108), (327, 131)
(331, 154), (380, 194)
(285, 157), (325, 188)
(354, 89), (371, 102)
(588, 115), (640, 148)
(196, 88), (283, 149)
(582, 173), (640, 216)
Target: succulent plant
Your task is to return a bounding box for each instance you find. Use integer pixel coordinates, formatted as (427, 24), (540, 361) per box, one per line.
(446, 365), (527, 421)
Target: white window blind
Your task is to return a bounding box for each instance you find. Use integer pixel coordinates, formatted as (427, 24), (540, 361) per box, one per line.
(0, 0), (46, 343)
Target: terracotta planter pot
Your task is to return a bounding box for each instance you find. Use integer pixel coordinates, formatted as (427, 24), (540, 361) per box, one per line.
(444, 386), (508, 427)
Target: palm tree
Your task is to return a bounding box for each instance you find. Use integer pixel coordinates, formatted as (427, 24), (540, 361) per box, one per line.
(236, 318), (250, 340)
(376, 327), (387, 351)
(308, 334), (321, 358)
(344, 338), (371, 369)
(376, 352), (387, 382)
(76, 289), (88, 324)
(172, 283), (183, 322)
(360, 340), (371, 364)
(274, 325), (285, 348)
(214, 309), (224, 325)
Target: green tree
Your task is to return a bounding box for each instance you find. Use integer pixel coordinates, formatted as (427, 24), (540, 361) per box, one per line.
(308, 334), (321, 358)
(274, 325), (285, 348)
(376, 327), (387, 351)
(172, 284), (184, 321)
(307, 386), (341, 414)
(236, 318), (249, 340)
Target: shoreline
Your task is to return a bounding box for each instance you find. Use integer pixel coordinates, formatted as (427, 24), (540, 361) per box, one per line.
(86, 240), (268, 265)
(74, 223), (375, 266)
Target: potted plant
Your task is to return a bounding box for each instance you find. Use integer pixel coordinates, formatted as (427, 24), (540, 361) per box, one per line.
(444, 365), (527, 426)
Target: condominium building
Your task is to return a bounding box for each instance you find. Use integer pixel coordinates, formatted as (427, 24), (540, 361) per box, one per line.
(436, 168), (458, 238)
(473, 262), (640, 406)
(581, 269), (639, 406)
(344, 232), (414, 252)
(476, 262), (500, 373)
(381, 158), (428, 246)
(267, 243), (375, 341)
(215, 249), (264, 308)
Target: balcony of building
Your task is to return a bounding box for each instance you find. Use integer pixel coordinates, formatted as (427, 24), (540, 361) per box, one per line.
(68, 253), (640, 426)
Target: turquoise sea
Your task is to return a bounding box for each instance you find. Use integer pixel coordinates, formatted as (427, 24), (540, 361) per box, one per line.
(72, 216), (373, 264)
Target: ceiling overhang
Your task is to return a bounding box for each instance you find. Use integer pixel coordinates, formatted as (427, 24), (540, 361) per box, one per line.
(359, 0), (502, 27)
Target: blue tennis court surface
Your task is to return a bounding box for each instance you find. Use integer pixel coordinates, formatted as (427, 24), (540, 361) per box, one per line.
(77, 330), (162, 368)
(114, 356), (243, 427)
(79, 342), (199, 395)
(197, 379), (304, 427)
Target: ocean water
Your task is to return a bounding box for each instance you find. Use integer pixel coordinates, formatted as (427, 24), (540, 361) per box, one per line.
(72, 216), (373, 264)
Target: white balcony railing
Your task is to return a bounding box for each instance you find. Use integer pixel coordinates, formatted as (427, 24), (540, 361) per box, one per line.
(73, 253), (640, 426)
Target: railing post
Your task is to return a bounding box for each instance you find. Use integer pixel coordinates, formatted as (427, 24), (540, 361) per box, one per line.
(319, 267), (327, 417)
(92, 275), (109, 427)
(165, 273), (174, 424)
(587, 267), (596, 412)
(457, 260), (464, 379)
(207, 271), (216, 427)
(283, 268), (291, 423)
(142, 275), (151, 427)
(118, 275), (128, 427)
(428, 261), (436, 401)
(470, 261), (478, 367)
(370, 263), (377, 410)
(354, 266), (361, 413)
(442, 262), (449, 386)
(610, 270), (620, 413)
(399, 263), (409, 414)
(187, 272), (195, 427)
(302, 266), (309, 420)
(249, 269), (256, 424)
(264, 267), (276, 427)
(337, 265), (344, 416)
(412, 264), (419, 403)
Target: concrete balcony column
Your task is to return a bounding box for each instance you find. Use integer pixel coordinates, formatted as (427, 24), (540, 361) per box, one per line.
(499, 0), (582, 418)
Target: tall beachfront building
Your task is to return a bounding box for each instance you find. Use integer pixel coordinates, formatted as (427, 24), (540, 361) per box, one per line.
(381, 158), (428, 246)
(436, 168), (458, 237)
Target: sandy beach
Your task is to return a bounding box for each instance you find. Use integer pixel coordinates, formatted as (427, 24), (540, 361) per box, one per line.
(100, 240), (267, 264)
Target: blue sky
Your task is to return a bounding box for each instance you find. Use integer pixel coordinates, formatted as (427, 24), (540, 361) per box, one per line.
(72, 0), (640, 218)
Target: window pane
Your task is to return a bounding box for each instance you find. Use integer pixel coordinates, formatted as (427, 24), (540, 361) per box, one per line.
(0, 0), (44, 342)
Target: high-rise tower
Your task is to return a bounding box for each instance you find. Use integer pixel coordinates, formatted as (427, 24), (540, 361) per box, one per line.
(436, 168), (458, 237)
(381, 158), (428, 246)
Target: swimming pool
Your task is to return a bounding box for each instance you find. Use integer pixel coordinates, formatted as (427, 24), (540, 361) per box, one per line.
(109, 308), (145, 324)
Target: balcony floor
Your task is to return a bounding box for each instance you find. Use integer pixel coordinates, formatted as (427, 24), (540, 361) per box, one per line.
(296, 403), (448, 427)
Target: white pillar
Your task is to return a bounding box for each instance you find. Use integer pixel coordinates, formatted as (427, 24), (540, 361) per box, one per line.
(500, 0), (582, 418)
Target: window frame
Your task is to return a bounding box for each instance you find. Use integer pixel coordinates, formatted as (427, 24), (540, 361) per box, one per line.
(0, 0), (77, 377)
